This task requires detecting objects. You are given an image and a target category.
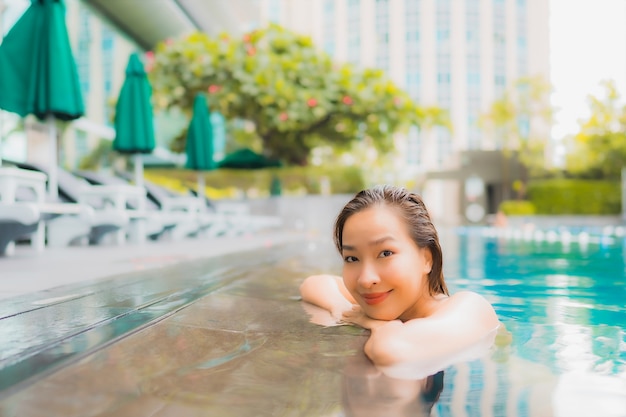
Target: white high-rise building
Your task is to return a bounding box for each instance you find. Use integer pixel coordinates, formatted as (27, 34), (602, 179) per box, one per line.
(260, 0), (550, 164)
(259, 0), (550, 223)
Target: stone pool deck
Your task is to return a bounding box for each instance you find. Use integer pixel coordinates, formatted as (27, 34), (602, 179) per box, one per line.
(0, 230), (306, 300)
(0, 229), (385, 416)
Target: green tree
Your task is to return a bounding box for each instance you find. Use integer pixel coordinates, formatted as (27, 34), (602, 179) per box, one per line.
(148, 24), (437, 165)
(481, 75), (553, 177)
(78, 139), (117, 170)
(565, 80), (626, 180)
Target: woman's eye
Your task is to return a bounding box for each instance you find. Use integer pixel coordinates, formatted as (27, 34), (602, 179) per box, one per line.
(379, 250), (393, 258)
(344, 255), (358, 263)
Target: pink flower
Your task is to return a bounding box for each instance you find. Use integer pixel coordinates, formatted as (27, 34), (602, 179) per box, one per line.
(145, 51), (155, 61)
(307, 98), (317, 107)
(208, 85), (220, 94)
(342, 96), (353, 105)
(279, 112), (288, 121)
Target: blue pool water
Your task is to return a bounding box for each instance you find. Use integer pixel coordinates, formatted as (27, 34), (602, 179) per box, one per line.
(432, 226), (626, 416)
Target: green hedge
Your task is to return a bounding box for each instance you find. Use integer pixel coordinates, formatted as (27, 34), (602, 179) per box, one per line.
(499, 200), (536, 216)
(145, 165), (365, 198)
(527, 179), (621, 214)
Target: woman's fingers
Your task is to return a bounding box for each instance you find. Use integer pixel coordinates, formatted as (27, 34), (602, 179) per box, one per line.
(341, 305), (368, 327)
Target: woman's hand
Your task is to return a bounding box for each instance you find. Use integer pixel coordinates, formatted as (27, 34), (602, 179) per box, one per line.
(341, 305), (394, 330)
(300, 275), (355, 322)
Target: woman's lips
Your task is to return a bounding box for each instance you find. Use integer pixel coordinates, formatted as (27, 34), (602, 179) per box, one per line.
(361, 291), (391, 305)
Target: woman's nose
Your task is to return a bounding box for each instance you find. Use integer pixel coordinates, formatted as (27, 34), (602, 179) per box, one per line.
(357, 263), (380, 288)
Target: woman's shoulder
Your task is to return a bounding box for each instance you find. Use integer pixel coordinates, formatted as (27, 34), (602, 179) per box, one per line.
(447, 290), (491, 304)
(434, 290), (499, 328)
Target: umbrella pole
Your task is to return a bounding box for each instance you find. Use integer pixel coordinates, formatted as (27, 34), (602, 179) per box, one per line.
(134, 154), (144, 190)
(132, 154), (147, 245)
(47, 116), (58, 200)
(0, 111), (3, 167)
(197, 172), (205, 202)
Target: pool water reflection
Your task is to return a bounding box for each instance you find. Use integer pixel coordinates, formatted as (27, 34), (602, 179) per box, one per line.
(445, 227), (626, 373)
(431, 227), (626, 416)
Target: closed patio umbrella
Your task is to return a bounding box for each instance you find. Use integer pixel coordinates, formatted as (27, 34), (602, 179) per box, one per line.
(112, 52), (155, 190)
(0, 0), (84, 198)
(185, 94), (216, 200)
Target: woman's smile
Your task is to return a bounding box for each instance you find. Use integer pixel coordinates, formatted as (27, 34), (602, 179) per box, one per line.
(361, 290), (393, 305)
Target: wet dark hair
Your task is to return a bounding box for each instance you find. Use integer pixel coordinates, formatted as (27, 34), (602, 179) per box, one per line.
(333, 185), (448, 296)
(421, 370), (445, 404)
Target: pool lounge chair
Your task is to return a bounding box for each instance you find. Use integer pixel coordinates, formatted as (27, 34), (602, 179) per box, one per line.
(115, 170), (282, 237)
(74, 170), (205, 241)
(184, 184), (283, 236)
(0, 165), (47, 255)
(115, 171), (232, 238)
(5, 161), (129, 246)
(118, 171), (281, 237)
(0, 202), (39, 256)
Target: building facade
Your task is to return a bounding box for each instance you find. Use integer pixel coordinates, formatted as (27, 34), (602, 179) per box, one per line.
(1, 0), (140, 169)
(64, 0), (139, 168)
(259, 0), (550, 223)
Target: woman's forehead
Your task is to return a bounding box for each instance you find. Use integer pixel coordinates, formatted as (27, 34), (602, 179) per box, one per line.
(343, 206), (411, 238)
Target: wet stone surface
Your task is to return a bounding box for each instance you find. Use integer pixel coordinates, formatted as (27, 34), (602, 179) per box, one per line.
(0, 239), (379, 416)
(3, 234), (622, 416)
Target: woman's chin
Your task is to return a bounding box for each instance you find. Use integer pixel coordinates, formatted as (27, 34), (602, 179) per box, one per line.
(365, 309), (397, 322)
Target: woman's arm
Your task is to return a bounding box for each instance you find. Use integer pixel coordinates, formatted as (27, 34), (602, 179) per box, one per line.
(299, 274), (356, 319)
(343, 291), (500, 366)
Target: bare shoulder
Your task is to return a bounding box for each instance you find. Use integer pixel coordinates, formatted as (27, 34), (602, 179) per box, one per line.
(435, 291), (499, 329)
(448, 290), (492, 305)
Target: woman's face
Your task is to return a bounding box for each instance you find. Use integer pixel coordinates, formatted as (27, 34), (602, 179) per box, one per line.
(341, 205), (433, 321)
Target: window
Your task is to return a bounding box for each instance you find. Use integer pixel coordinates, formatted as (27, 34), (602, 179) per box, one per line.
(406, 126), (422, 166)
(76, 7), (91, 104)
(268, 0), (281, 23)
(323, 0), (336, 57)
(347, 0), (361, 63)
(75, 130), (89, 160)
(101, 26), (115, 125)
(467, 72), (480, 85)
(375, 0), (390, 71)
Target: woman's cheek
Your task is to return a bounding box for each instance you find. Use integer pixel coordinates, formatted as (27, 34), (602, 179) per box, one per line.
(342, 269), (357, 290)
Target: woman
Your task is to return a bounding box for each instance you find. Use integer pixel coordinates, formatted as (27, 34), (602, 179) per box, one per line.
(300, 185), (500, 367)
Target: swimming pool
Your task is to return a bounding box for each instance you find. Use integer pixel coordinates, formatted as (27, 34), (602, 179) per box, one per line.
(1, 223), (624, 416)
(434, 226), (626, 417)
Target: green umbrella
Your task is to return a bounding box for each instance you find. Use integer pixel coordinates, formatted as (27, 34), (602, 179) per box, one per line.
(217, 148), (282, 169)
(185, 94), (215, 199)
(0, 0), (84, 198)
(113, 52), (155, 190)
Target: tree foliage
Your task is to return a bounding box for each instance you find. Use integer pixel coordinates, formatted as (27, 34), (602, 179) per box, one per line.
(565, 80), (626, 180)
(480, 76), (553, 177)
(148, 24), (440, 165)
